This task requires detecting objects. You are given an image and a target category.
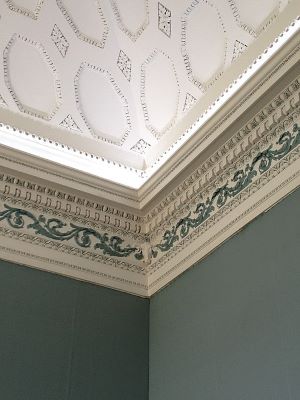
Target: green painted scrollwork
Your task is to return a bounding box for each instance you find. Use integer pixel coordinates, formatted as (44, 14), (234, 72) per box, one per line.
(151, 123), (300, 257)
(0, 206), (144, 260)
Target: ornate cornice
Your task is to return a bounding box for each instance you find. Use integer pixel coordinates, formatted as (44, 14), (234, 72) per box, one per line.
(0, 172), (144, 236)
(0, 204), (144, 260)
(0, 28), (299, 296)
(144, 75), (300, 235)
(148, 168), (300, 294)
(0, 115), (298, 295)
(150, 123), (300, 258)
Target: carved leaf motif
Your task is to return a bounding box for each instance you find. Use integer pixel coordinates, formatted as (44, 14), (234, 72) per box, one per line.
(151, 124), (300, 256)
(0, 205), (144, 260)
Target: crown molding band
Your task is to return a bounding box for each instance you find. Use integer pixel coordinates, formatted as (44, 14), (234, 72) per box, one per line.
(0, 36), (299, 297)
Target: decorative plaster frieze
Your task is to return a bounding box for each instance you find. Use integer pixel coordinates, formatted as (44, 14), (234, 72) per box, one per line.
(0, 107), (299, 295)
(148, 165), (300, 293)
(150, 122), (300, 258)
(0, 182), (151, 296)
(0, 15), (299, 295)
(144, 76), (300, 235)
(0, 203), (144, 260)
(0, 193), (148, 278)
(146, 115), (300, 287)
(0, 171), (144, 236)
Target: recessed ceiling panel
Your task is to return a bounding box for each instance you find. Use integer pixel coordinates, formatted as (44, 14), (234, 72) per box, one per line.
(141, 50), (179, 139)
(233, 0), (279, 35)
(182, 0), (227, 90)
(75, 63), (131, 145)
(57, 0), (108, 48)
(3, 35), (61, 120)
(110, 0), (149, 41)
(5, 0), (44, 19)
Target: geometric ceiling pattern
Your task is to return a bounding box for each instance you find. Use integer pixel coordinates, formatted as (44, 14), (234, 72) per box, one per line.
(0, 0), (291, 168)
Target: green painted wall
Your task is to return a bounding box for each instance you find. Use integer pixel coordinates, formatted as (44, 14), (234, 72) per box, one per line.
(1, 188), (299, 400)
(0, 261), (149, 400)
(149, 188), (300, 400)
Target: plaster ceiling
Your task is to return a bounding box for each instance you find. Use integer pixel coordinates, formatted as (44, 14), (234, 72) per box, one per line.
(0, 0), (297, 188)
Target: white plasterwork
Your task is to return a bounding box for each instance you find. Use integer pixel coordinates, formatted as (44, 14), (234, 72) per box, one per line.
(0, 11), (298, 189)
(0, 49), (299, 296)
